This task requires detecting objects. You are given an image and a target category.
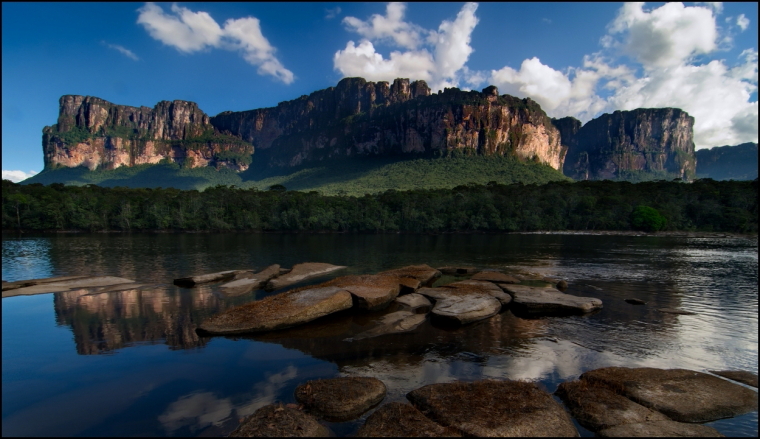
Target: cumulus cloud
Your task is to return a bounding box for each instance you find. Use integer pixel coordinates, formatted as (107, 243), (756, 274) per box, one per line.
(736, 14), (749, 31)
(2, 170), (37, 183)
(334, 2), (480, 91)
(102, 41), (139, 60)
(137, 2), (293, 84)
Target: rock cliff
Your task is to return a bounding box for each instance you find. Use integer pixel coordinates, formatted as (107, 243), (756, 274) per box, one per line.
(43, 96), (253, 171)
(695, 143), (758, 180)
(562, 109), (696, 181)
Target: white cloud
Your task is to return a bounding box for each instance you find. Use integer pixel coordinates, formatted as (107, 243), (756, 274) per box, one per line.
(697, 2), (723, 15)
(335, 2), (480, 92)
(102, 42), (139, 61)
(2, 170), (37, 183)
(137, 2), (293, 84)
(736, 14), (749, 31)
(325, 7), (341, 20)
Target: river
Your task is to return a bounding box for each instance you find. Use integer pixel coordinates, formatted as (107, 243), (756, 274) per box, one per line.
(2, 232), (757, 436)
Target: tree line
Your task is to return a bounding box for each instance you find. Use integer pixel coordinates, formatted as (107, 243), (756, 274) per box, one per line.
(2, 178), (756, 233)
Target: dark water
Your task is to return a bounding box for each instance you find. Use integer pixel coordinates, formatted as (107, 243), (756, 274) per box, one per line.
(2, 232), (757, 436)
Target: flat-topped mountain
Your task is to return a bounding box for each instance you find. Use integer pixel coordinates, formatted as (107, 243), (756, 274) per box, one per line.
(695, 142), (758, 180)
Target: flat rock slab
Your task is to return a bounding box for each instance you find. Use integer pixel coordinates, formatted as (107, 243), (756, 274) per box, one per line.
(502, 284), (602, 315)
(555, 379), (669, 432)
(266, 263), (346, 291)
(323, 274), (400, 310)
(379, 265), (441, 287)
(437, 266), (479, 275)
(220, 264), (281, 296)
(418, 281), (504, 325)
(197, 286), (353, 334)
(597, 420), (724, 437)
(394, 293), (432, 312)
(356, 402), (461, 437)
(295, 377), (386, 421)
(2, 275), (89, 291)
(174, 270), (246, 287)
(347, 310), (427, 341)
(3, 276), (136, 298)
(229, 403), (328, 437)
(407, 380), (578, 437)
(581, 367), (759, 423)
(470, 271), (520, 284)
(657, 308), (696, 315)
(709, 370), (758, 388)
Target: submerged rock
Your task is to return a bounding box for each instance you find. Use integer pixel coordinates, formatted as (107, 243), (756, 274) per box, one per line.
(265, 263), (346, 291)
(407, 380), (578, 437)
(469, 271), (520, 284)
(356, 402), (461, 437)
(502, 284), (602, 315)
(379, 265), (441, 288)
(347, 310), (427, 341)
(229, 403), (328, 437)
(625, 298), (647, 305)
(4, 276), (136, 297)
(220, 264), (281, 296)
(323, 274), (400, 310)
(418, 281), (504, 325)
(598, 420), (724, 437)
(709, 370), (758, 388)
(197, 286), (353, 334)
(295, 377), (386, 421)
(580, 367), (759, 423)
(174, 270), (243, 287)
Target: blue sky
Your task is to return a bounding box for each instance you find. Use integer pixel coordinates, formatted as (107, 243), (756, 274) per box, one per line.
(2, 2), (757, 182)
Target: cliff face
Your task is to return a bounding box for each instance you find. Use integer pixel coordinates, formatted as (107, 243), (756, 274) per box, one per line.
(562, 109), (696, 180)
(695, 142), (758, 180)
(43, 96), (253, 171)
(211, 78), (566, 170)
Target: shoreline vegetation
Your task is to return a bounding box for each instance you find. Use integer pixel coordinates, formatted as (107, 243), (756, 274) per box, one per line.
(3, 178), (756, 234)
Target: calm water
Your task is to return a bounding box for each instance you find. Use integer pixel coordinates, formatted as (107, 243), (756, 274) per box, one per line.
(2, 232), (758, 436)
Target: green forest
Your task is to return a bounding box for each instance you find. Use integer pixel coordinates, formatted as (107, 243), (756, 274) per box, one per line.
(3, 178), (756, 233)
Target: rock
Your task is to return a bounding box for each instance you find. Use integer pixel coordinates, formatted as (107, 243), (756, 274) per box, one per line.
(229, 403), (328, 437)
(379, 265), (441, 287)
(322, 274), (400, 311)
(2, 275), (88, 291)
(625, 298), (646, 305)
(3, 276), (136, 298)
(407, 380), (578, 437)
(709, 370), (758, 388)
(265, 263), (346, 291)
(556, 279), (569, 291)
(555, 379), (670, 432)
(394, 293), (432, 312)
(347, 311), (427, 341)
(174, 270), (243, 287)
(294, 377), (386, 421)
(657, 308), (696, 315)
(197, 286), (353, 334)
(418, 281), (504, 325)
(470, 271), (520, 284)
(437, 266), (479, 275)
(580, 367), (759, 423)
(220, 264), (281, 296)
(597, 420), (724, 437)
(502, 284), (602, 315)
(356, 402), (461, 437)
(398, 276), (422, 294)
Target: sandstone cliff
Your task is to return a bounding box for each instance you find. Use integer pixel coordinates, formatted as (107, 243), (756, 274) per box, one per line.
(43, 96), (253, 171)
(695, 142), (758, 180)
(562, 109), (696, 180)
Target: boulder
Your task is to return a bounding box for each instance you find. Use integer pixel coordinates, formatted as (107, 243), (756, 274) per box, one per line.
(556, 279), (569, 291)
(197, 286), (353, 334)
(347, 311), (427, 341)
(356, 402), (461, 437)
(406, 380), (578, 437)
(657, 308), (696, 315)
(709, 370), (758, 388)
(265, 263), (346, 291)
(597, 420), (724, 437)
(322, 274), (400, 310)
(502, 284), (602, 315)
(580, 367), (759, 423)
(418, 281), (504, 325)
(394, 293), (432, 312)
(294, 377), (386, 421)
(379, 265), (441, 287)
(220, 264), (281, 296)
(555, 379), (670, 432)
(3, 276), (136, 298)
(229, 403), (328, 437)
(437, 266), (479, 275)
(470, 271), (520, 284)
(173, 270), (244, 287)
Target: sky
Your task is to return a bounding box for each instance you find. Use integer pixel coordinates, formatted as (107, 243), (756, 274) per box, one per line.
(2, 2), (757, 182)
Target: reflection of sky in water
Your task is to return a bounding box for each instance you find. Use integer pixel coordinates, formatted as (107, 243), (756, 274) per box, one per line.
(2, 234), (757, 437)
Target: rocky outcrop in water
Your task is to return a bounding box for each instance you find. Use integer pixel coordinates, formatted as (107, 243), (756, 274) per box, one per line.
(561, 109), (697, 180)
